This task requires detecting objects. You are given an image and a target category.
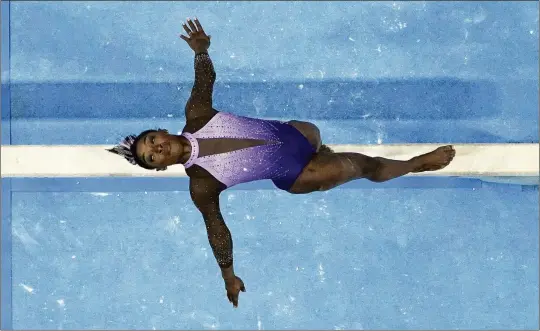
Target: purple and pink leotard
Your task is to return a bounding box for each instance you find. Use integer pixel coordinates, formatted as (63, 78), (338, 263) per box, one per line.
(181, 112), (315, 190)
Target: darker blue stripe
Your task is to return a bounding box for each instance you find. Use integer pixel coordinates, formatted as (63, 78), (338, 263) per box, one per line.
(10, 176), (482, 192)
(8, 79), (505, 120)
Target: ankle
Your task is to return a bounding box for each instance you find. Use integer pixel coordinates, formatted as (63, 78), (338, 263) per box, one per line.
(408, 156), (422, 173)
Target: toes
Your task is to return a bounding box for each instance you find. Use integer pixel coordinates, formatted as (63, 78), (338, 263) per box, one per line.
(440, 145), (456, 160)
(447, 148), (456, 160)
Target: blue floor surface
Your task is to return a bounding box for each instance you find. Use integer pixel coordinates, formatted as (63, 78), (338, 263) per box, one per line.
(2, 1), (539, 329)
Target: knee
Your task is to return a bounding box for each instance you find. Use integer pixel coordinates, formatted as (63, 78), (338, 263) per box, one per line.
(305, 123), (322, 150)
(288, 120), (321, 150)
(307, 122), (321, 135)
(309, 123), (321, 141)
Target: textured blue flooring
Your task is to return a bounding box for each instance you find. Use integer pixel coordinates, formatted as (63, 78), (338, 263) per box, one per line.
(2, 1), (539, 329)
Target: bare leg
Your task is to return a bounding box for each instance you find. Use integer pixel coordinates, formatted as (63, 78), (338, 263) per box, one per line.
(289, 145), (456, 193)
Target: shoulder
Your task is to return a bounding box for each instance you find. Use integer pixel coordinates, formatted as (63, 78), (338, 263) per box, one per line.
(182, 110), (219, 133)
(185, 164), (215, 180)
(185, 161), (224, 190)
(189, 176), (226, 202)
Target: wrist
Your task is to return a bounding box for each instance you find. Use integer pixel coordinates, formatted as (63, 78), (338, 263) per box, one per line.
(221, 265), (235, 280)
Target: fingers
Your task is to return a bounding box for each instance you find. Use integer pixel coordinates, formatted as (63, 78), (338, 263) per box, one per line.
(182, 22), (192, 36)
(237, 277), (246, 292)
(187, 18), (198, 33)
(227, 293), (239, 308)
(179, 34), (190, 42)
(194, 18), (205, 34)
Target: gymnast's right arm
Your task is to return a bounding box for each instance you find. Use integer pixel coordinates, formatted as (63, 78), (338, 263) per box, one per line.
(189, 177), (246, 308)
(179, 18), (216, 120)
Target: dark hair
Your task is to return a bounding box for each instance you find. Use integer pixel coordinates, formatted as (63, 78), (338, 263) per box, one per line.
(130, 129), (160, 170)
(107, 128), (168, 171)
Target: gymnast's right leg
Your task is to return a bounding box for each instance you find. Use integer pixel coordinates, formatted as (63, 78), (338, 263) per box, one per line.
(288, 145), (456, 194)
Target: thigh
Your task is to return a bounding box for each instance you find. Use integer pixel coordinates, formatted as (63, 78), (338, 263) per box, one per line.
(286, 120), (322, 151)
(288, 152), (380, 194)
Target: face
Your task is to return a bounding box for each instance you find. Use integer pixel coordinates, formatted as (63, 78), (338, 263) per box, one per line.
(135, 130), (184, 169)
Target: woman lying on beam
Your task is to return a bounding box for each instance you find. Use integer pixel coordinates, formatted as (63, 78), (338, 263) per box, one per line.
(108, 18), (456, 308)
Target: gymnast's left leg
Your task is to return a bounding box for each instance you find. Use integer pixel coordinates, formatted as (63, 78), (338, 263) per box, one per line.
(288, 145), (456, 194)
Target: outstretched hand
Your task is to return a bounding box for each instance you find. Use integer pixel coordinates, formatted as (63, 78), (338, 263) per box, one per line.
(225, 275), (246, 308)
(179, 17), (211, 53)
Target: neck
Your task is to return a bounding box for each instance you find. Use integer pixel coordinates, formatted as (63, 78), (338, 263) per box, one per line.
(176, 134), (192, 164)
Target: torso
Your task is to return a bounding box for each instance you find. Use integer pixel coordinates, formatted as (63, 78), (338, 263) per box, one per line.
(182, 111), (273, 179)
(181, 110), (316, 190)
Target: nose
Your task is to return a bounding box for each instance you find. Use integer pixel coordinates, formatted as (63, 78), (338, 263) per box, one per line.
(153, 144), (163, 153)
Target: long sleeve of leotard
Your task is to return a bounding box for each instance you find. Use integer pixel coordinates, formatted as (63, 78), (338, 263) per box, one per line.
(185, 52), (217, 119)
(189, 178), (232, 269)
(203, 213), (233, 268)
(191, 52), (216, 104)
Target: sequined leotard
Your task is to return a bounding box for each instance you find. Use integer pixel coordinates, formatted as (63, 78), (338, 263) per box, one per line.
(181, 112), (316, 190)
(177, 51), (316, 272)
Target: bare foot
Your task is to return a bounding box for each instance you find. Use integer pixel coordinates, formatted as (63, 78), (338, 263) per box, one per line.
(410, 145), (456, 173)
